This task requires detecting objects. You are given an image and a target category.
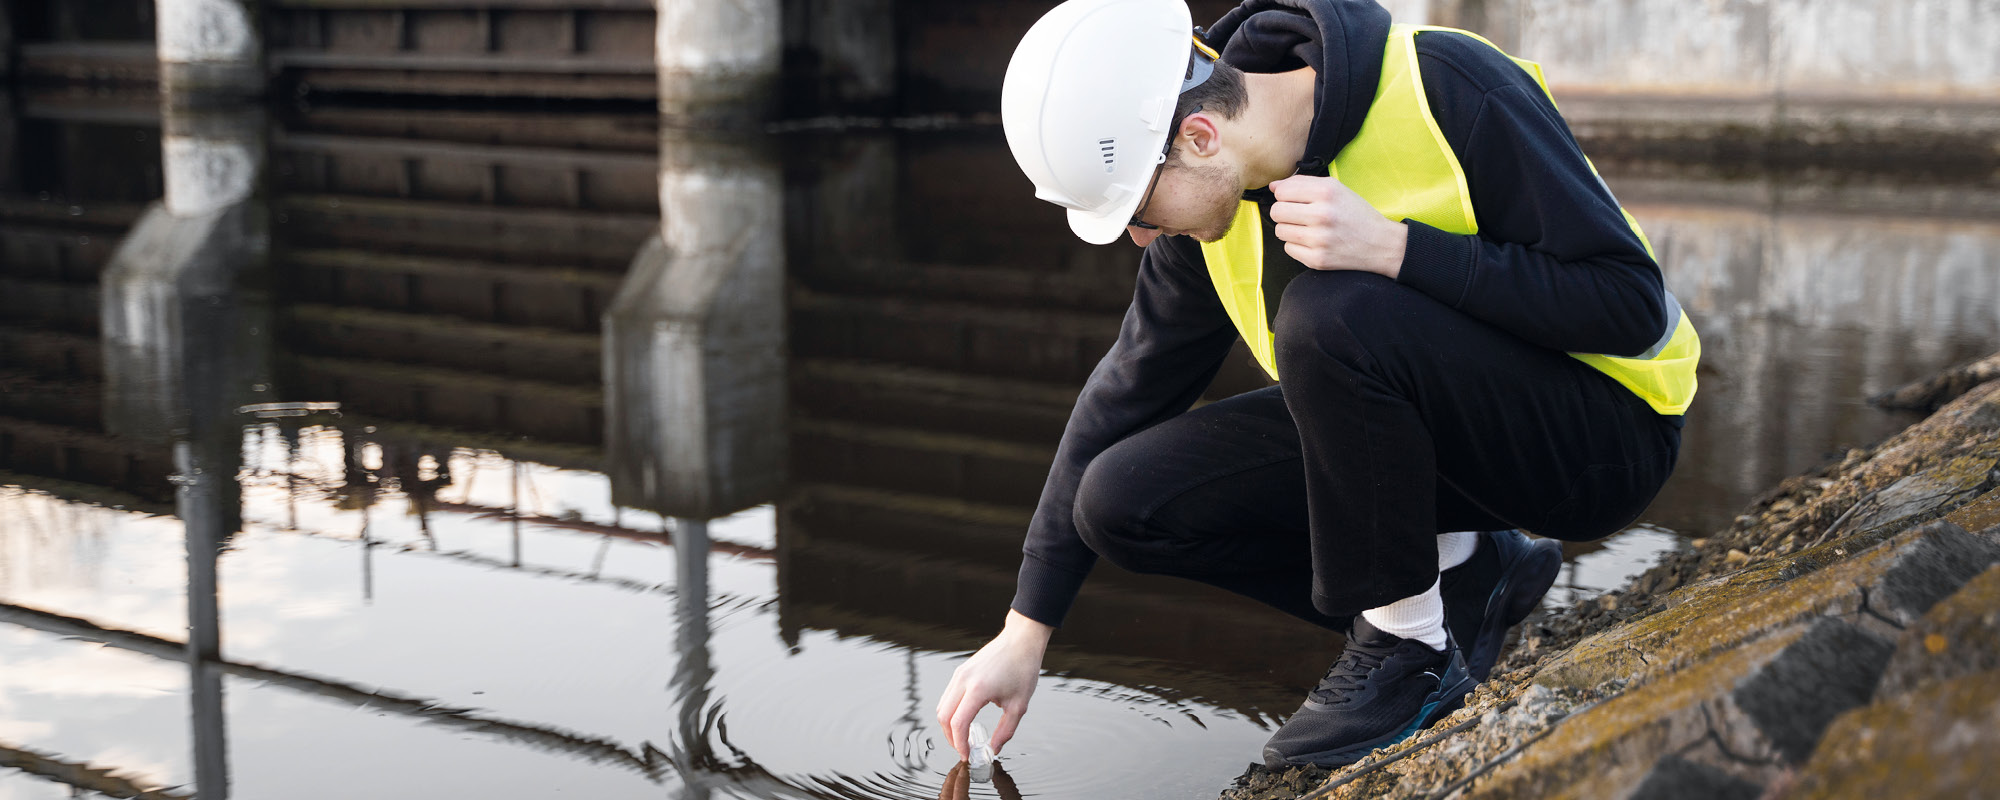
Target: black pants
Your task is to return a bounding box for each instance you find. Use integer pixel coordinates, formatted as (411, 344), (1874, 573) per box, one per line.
(1071, 271), (1681, 630)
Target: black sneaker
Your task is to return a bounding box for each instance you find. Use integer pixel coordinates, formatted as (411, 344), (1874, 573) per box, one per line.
(1261, 618), (1475, 768)
(1439, 530), (1564, 682)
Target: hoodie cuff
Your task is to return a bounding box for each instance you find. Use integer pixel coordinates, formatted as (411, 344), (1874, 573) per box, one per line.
(1396, 220), (1477, 308)
(1010, 554), (1089, 628)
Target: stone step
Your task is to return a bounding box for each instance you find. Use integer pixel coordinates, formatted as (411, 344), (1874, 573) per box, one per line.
(1778, 666), (2000, 799)
(789, 287), (1122, 385)
(0, 277), (99, 334)
(0, 224), (126, 283)
(790, 254), (1139, 314)
(278, 194), (653, 270)
(284, 247), (624, 332)
(289, 354), (602, 446)
(0, 375), (102, 429)
(0, 326), (102, 381)
(275, 132), (659, 215)
(790, 358), (1077, 447)
(1540, 521), (2000, 692)
(0, 415), (174, 504)
(1480, 617), (1898, 799)
(790, 416), (1054, 511)
(778, 535), (1343, 693)
(283, 302), (601, 385)
(1479, 520), (2000, 800)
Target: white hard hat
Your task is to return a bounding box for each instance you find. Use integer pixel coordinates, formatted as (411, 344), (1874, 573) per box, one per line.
(1002, 0), (1211, 245)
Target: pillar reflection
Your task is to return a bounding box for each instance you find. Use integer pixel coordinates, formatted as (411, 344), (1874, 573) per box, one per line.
(96, 80), (270, 799)
(607, 27), (786, 785)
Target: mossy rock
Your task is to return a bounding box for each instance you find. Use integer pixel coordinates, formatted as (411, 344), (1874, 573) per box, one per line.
(1875, 563), (2000, 697)
(1476, 618), (1893, 800)
(1537, 522), (1995, 692)
(1776, 667), (2000, 800)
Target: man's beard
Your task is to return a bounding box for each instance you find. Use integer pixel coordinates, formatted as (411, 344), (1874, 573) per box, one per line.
(1181, 162), (1245, 243)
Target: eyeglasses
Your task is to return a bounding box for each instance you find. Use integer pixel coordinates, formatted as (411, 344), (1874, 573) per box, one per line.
(1128, 38), (1216, 231)
(1127, 150), (1171, 230)
(1128, 102), (1202, 231)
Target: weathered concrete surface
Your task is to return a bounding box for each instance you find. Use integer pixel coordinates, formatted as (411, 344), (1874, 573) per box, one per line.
(1535, 520), (1997, 692)
(1875, 352), (2000, 413)
(1876, 563), (2000, 696)
(1774, 668), (2000, 800)
(1407, 0), (2000, 159)
(656, 0), (780, 122)
(156, 0), (264, 99)
(1474, 620), (1890, 799)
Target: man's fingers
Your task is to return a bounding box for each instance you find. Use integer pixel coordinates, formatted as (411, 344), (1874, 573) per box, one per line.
(1266, 200), (1314, 226)
(948, 694), (984, 760)
(991, 701), (1026, 754)
(934, 679), (965, 739)
(1268, 174), (1307, 201)
(1283, 241), (1323, 270)
(1272, 221), (1313, 244)
(1268, 174), (1332, 203)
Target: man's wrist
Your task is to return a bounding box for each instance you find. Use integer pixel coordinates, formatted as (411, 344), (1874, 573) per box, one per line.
(1375, 219), (1408, 279)
(1002, 609), (1056, 648)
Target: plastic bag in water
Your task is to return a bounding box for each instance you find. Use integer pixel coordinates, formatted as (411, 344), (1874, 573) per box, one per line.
(967, 721), (997, 782)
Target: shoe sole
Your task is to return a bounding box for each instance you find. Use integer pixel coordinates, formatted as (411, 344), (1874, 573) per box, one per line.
(1271, 672), (1479, 768)
(1468, 533), (1564, 682)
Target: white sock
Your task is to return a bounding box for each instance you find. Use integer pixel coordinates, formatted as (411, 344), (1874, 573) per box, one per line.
(1438, 531), (1478, 571)
(1362, 578), (1448, 651)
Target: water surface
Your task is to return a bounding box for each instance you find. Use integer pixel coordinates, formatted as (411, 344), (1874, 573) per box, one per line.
(1, 94), (1995, 798)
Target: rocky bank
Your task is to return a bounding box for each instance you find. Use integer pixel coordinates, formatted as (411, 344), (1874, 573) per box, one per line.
(1223, 354), (2000, 800)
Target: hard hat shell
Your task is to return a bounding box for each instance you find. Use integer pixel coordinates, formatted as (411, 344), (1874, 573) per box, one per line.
(1002, 0), (1194, 245)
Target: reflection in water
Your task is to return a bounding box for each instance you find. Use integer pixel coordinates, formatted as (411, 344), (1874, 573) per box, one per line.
(0, 93), (1996, 799)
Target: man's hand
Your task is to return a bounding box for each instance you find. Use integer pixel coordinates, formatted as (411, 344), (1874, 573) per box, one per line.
(1268, 174), (1409, 279)
(934, 610), (1052, 760)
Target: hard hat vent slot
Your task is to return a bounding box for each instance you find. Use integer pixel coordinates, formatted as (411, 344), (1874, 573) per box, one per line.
(1098, 138), (1117, 173)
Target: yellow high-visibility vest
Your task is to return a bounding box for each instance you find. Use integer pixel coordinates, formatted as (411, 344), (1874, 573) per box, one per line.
(1199, 24), (1699, 416)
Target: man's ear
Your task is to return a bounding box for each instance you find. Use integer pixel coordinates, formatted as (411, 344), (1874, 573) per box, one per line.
(1177, 112), (1223, 161)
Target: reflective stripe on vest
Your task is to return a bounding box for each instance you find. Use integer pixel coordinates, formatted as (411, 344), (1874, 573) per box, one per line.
(1198, 24), (1700, 416)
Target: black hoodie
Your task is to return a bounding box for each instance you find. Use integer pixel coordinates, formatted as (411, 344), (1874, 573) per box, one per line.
(1009, 0), (1674, 628)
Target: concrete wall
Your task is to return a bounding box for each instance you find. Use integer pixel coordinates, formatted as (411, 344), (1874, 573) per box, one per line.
(1417, 0), (2000, 158)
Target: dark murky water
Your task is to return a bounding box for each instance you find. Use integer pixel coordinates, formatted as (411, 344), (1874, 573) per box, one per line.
(1, 88), (1996, 799)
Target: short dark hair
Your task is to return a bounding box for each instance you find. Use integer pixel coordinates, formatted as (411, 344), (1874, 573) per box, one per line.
(1166, 55), (1247, 164)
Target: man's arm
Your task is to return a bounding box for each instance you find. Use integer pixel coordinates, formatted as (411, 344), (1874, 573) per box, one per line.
(1011, 235), (1241, 627)
(935, 234), (1238, 760)
(1396, 31), (1672, 359)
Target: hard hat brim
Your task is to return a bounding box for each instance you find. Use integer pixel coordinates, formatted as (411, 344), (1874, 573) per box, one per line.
(1065, 171), (1154, 245)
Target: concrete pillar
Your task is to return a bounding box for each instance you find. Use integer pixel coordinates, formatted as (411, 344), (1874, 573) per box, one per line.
(603, 130), (786, 521)
(782, 0), (898, 116)
(155, 0), (265, 101)
(655, 0), (781, 124)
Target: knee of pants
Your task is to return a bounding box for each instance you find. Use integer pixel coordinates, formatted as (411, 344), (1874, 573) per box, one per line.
(1273, 271), (1405, 376)
(1072, 441), (1170, 576)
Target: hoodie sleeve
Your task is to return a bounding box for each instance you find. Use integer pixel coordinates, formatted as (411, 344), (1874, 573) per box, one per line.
(1010, 236), (1240, 627)
(1394, 31), (1670, 359)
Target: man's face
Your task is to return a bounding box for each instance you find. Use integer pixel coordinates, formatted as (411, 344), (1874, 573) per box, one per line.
(1125, 157), (1244, 247)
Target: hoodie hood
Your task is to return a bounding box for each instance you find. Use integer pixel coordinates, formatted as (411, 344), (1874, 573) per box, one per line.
(1203, 0), (1392, 175)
